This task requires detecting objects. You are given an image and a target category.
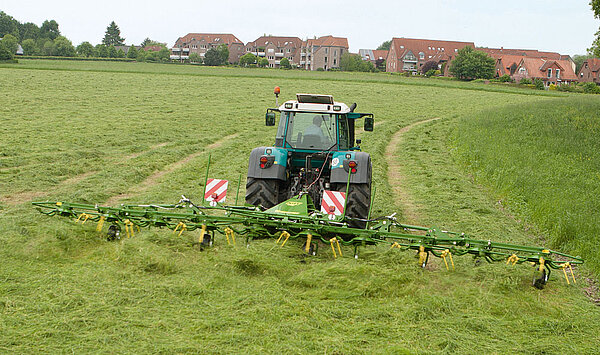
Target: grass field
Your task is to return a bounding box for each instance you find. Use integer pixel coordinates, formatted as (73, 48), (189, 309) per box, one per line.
(1, 60), (599, 353)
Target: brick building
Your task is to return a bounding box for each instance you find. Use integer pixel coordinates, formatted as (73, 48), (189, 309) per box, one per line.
(170, 33), (245, 63)
(385, 38), (474, 74)
(512, 57), (577, 87)
(245, 36), (303, 68)
(300, 35), (348, 71)
(577, 58), (600, 85)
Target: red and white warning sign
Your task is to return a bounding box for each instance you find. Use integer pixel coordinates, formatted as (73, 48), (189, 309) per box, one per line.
(204, 178), (228, 206)
(321, 190), (346, 219)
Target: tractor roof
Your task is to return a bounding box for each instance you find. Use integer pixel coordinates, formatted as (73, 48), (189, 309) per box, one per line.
(279, 93), (351, 114)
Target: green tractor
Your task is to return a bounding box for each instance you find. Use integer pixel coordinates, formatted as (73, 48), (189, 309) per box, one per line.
(245, 92), (374, 228)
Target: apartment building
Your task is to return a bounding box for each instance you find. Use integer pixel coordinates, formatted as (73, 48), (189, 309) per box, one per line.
(301, 35), (348, 71)
(245, 36), (302, 68)
(170, 33), (245, 63)
(386, 37), (474, 74)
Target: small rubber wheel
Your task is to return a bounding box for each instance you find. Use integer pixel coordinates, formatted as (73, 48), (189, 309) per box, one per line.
(107, 224), (121, 241)
(533, 269), (548, 289)
(200, 233), (212, 248)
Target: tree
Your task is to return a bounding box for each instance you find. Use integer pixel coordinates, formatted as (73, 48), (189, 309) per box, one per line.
(42, 39), (55, 55)
(95, 44), (108, 58)
(239, 52), (256, 66)
(19, 22), (40, 41)
(377, 40), (391, 50)
(216, 44), (229, 64)
(108, 45), (117, 58)
(136, 49), (146, 62)
(40, 20), (60, 40)
(0, 34), (18, 55)
(573, 54), (593, 73)
(279, 57), (291, 69)
(204, 47), (227, 66)
(102, 21), (125, 46)
(340, 53), (376, 72)
(0, 11), (20, 38)
(140, 37), (160, 47)
(420, 60), (438, 75)
(0, 45), (12, 60)
(587, 1), (600, 56)
(76, 41), (94, 57)
(449, 46), (495, 80)
(53, 36), (75, 56)
(158, 47), (170, 61)
(21, 38), (38, 55)
(189, 52), (201, 63)
(258, 58), (269, 67)
(126, 45), (137, 59)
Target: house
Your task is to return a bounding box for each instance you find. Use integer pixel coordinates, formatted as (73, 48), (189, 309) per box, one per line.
(481, 47), (575, 75)
(170, 33), (245, 63)
(245, 36), (303, 68)
(385, 38), (475, 74)
(512, 57), (577, 87)
(300, 35), (349, 71)
(359, 49), (388, 69)
(493, 54), (528, 77)
(577, 58), (600, 85)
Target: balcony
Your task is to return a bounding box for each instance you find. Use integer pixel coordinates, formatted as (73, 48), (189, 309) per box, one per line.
(275, 60), (280, 65)
(275, 52), (284, 57)
(257, 52), (265, 57)
(171, 48), (181, 52)
(182, 48), (190, 52)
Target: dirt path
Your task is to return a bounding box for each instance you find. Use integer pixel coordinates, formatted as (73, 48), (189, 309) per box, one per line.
(385, 117), (442, 223)
(105, 133), (239, 205)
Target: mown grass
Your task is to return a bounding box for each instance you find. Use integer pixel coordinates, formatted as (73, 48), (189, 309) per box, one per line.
(454, 98), (600, 275)
(1, 61), (599, 353)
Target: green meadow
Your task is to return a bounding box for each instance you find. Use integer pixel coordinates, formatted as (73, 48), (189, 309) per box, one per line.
(0, 60), (599, 353)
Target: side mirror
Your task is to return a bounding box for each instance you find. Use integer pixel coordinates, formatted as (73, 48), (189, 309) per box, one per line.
(265, 112), (276, 126)
(364, 115), (374, 131)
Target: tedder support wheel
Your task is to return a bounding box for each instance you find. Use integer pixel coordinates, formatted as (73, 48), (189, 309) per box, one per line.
(245, 177), (281, 210)
(533, 268), (549, 290)
(339, 183), (371, 229)
(107, 224), (121, 241)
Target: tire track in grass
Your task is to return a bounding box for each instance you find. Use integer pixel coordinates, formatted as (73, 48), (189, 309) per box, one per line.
(105, 133), (239, 205)
(385, 117), (442, 223)
(1, 171), (97, 206)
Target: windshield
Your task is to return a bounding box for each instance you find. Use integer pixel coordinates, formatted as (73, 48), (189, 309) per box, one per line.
(284, 112), (337, 150)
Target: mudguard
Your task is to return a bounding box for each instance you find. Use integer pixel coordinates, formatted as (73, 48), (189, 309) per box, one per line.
(247, 147), (287, 180)
(330, 151), (371, 184)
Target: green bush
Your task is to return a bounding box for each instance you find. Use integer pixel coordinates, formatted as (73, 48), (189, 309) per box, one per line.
(519, 78), (532, 85)
(316, 67), (325, 71)
(534, 78), (544, 90)
(499, 74), (513, 82)
(582, 82), (600, 94)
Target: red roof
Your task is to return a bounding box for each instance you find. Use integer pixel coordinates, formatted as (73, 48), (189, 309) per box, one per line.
(584, 58), (600, 72)
(372, 50), (388, 60)
(391, 37), (475, 60)
(481, 47), (562, 60)
(175, 33), (243, 46)
(517, 57), (577, 81)
(305, 35), (349, 48)
(246, 36), (302, 48)
(144, 45), (163, 52)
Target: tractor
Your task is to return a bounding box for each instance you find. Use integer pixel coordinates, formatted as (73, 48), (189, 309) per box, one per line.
(245, 91), (374, 228)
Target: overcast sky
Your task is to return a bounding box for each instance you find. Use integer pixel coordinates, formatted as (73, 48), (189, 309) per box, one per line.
(2, 0), (598, 55)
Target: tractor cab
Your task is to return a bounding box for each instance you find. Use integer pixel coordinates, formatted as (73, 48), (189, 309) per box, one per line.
(265, 94), (374, 152)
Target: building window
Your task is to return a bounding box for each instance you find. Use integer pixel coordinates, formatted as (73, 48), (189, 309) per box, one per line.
(400, 45), (404, 49)
(547, 68), (552, 78)
(454, 48), (458, 52)
(325, 57), (328, 63)
(419, 52), (424, 60)
(334, 50), (337, 56)
(556, 69), (560, 79)
(333, 58), (336, 65)
(325, 48), (328, 54)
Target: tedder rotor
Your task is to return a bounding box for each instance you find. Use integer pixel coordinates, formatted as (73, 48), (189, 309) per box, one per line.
(32, 90), (583, 289)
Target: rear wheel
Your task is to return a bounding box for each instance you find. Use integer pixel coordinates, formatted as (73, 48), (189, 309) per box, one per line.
(245, 177), (281, 210)
(343, 183), (371, 229)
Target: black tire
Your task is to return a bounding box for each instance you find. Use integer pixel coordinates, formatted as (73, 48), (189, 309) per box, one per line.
(340, 183), (371, 229)
(245, 177), (281, 210)
(107, 224), (121, 241)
